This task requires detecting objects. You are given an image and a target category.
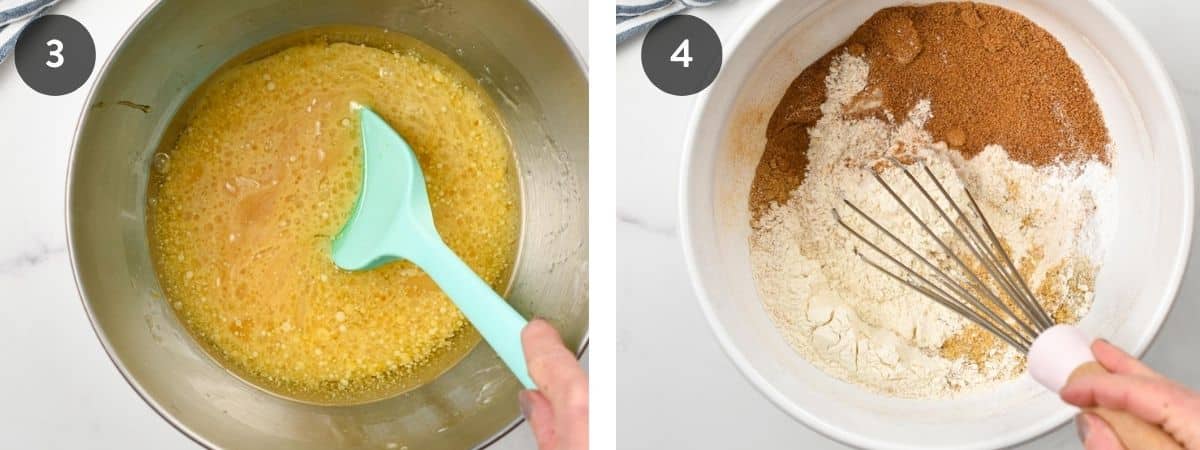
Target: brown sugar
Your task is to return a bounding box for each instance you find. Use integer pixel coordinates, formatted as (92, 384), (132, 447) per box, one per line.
(750, 54), (828, 219)
(750, 2), (1111, 221)
(940, 326), (998, 369)
(938, 243), (1093, 372)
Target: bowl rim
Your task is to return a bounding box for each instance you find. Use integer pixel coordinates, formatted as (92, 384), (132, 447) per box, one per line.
(63, 0), (588, 448)
(677, 0), (1194, 448)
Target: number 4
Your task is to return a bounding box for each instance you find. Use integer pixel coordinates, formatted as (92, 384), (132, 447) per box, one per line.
(671, 39), (693, 68)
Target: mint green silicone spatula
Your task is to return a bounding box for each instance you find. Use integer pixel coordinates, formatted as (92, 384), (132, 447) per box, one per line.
(332, 106), (534, 388)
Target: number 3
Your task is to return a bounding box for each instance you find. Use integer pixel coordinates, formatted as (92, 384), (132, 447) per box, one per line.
(46, 39), (64, 68)
(671, 39), (692, 68)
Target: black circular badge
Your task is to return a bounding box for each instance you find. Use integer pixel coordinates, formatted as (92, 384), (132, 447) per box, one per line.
(641, 14), (721, 96)
(15, 15), (95, 96)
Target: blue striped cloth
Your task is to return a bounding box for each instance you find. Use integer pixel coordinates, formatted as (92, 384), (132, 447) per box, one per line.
(0, 0), (59, 63)
(617, 0), (717, 44)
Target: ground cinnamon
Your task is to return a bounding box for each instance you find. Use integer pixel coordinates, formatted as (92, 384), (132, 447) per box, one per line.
(750, 2), (1110, 220)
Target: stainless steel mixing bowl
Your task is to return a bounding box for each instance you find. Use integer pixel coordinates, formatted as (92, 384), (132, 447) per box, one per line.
(65, 1), (587, 448)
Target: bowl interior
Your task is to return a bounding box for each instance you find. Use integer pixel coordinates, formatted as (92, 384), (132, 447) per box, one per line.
(682, 0), (1191, 448)
(67, 0), (587, 448)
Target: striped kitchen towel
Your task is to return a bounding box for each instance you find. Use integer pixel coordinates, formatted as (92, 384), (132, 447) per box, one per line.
(617, 0), (717, 44)
(0, 0), (59, 63)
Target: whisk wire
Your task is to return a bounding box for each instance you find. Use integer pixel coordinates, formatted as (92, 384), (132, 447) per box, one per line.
(834, 158), (1055, 352)
(959, 187), (1056, 330)
(866, 166), (1041, 341)
(852, 248), (1032, 352)
(836, 205), (1035, 348)
(882, 161), (1043, 339)
(905, 160), (1052, 334)
(912, 163), (1024, 304)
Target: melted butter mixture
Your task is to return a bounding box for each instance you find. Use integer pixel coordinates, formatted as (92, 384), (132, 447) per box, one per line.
(147, 29), (519, 404)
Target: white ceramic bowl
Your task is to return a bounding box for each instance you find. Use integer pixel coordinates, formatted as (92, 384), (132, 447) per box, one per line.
(679, 0), (1193, 448)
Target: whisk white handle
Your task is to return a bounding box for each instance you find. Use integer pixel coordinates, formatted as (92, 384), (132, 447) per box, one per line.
(1027, 324), (1094, 392)
(1028, 325), (1182, 449)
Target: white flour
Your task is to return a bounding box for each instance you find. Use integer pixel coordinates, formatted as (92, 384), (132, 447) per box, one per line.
(751, 53), (1114, 398)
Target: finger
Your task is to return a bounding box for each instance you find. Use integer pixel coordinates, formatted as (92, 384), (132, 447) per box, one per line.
(1077, 413), (1126, 450)
(522, 319), (589, 449)
(519, 390), (556, 449)
(522, 319), (588, 407)
(1061, 372), (1181, 427)
(555, 379), (589, 450)
(1092, 340), (1161, 379)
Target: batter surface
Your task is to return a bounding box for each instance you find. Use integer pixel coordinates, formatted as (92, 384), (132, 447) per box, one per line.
(147, 29), (519, 404)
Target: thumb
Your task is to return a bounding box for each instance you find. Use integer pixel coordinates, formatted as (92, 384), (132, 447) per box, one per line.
(1077, 412), (1125, 450)
(520, 390), (556, 449)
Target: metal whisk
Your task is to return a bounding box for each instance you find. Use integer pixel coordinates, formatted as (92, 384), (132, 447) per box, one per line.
(832, 156), (1054, 353)
(835, 157), (1181, 449)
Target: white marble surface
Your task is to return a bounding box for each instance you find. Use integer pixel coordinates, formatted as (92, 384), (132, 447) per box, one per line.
(0, 0), (585, 448)
(616, 1), (1200, 449)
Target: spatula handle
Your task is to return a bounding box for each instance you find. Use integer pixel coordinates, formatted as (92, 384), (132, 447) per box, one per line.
(417, 240), (535, 389)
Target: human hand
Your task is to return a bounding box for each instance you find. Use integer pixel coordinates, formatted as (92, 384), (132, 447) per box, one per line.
(1061, 339), (1200, 450)
(519, 319), (588, 450)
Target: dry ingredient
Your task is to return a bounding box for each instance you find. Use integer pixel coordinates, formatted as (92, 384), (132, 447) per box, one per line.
(752, 52), (1113, 398)
(147, 30), (519, 404)
(749, 3), (1114, 398)
(751, 2), (1109, 219)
